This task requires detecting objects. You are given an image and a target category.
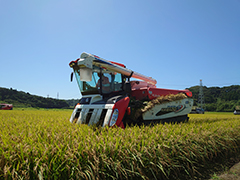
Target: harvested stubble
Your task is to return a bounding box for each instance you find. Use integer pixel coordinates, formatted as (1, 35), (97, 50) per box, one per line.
(0, 110), (240, 179)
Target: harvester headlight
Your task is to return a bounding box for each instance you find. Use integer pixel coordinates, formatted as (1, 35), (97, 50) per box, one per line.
(109, 109), (119, 126)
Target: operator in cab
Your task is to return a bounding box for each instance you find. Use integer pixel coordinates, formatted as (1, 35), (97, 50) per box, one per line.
(96, 73), (111, 93)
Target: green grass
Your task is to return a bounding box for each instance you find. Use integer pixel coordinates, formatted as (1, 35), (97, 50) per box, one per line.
(0, 110), (240, 179)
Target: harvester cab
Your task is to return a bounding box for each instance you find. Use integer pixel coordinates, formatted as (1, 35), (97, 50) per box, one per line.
(69, 52), (193, 128)
(70, 56), (125, 98)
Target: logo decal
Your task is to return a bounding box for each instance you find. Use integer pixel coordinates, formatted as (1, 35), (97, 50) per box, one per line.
(156, 105), (186, 116)
(161, 105), (185, 113)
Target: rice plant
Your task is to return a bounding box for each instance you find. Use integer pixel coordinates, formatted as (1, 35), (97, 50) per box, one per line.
(0, 110), (240, 179)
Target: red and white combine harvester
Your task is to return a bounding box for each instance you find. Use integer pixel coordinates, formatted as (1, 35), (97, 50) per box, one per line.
(0, 104), (13, 110)
(69, 52), (193, 128)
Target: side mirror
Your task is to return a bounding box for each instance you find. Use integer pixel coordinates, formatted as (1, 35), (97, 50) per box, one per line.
(70, 72), (74, 82)
(123, 82), (131, 94)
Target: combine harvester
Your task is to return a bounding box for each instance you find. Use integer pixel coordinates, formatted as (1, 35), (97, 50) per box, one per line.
(0, 104), (13, 110)
(69, 52), (193, 128)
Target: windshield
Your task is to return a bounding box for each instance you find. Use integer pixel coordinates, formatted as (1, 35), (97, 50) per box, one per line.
(74, 66), (123, 95)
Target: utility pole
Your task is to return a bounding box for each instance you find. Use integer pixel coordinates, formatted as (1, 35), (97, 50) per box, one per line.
(198, 79), (205, 113)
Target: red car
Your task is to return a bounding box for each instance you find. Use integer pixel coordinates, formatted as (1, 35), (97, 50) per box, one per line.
(0, 104), (13, 110)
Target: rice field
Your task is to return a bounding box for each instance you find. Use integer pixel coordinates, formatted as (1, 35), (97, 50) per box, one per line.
(0, 109), (240, 179)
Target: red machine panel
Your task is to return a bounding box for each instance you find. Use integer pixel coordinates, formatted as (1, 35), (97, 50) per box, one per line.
(131, 87), (192, 101)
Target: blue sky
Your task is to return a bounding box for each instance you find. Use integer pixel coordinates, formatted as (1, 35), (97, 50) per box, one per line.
(1, 0), (240, 99)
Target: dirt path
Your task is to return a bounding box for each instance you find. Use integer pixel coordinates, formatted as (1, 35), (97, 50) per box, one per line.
(209, 161), (240, 180)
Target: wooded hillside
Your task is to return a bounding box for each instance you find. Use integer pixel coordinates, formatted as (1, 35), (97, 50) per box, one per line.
(188, 85), (240, 112)
(0, 87), (70, 108)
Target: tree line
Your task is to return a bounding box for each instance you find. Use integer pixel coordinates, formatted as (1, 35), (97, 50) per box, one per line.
(1, 85), (240, 111)
(188, 85), (240, 112)
(0, 87), (70, 108)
